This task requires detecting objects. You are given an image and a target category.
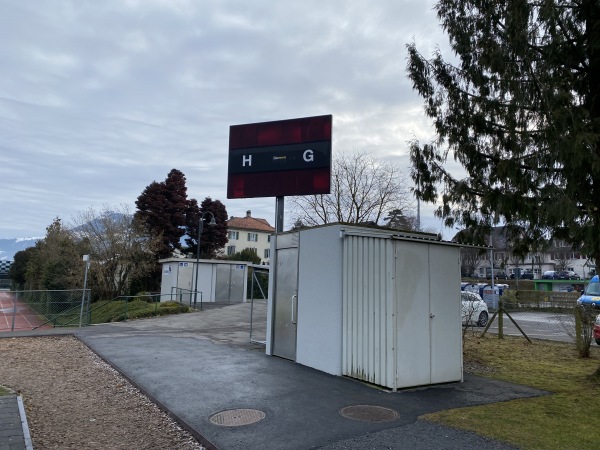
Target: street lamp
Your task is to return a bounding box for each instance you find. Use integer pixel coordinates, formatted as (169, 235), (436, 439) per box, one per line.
(79, 255), (90, 327)
(194, 211), (216, 309)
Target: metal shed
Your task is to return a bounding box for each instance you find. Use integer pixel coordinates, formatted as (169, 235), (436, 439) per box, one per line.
(266, 224), (463, 390)
(160, 258), (249, 305)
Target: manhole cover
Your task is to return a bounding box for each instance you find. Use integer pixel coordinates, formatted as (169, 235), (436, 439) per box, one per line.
(209, 409), (265, 426)
(339, 405), (399, 422)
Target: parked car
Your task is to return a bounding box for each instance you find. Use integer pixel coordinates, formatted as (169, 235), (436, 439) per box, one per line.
(555, 270), (580, 280)
(510, 271), (534, 280)
(594, 315), (600, 346)
(542, 270), (557, 279)
(495, 272), (508, 280)
(461, 291), (489, 327)
(577, 275), (600, 307)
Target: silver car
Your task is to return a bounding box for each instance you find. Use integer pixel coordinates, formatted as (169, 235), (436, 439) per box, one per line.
(461, 291), (489, 327)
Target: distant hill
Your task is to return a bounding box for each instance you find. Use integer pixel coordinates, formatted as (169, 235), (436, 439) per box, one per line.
(0, 237), (41, 262)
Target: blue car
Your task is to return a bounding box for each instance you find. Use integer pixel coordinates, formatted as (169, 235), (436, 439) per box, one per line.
(577, 275), (600, 307)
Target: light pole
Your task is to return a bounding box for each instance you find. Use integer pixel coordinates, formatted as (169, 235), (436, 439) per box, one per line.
(194, 211), (216, 309)
(79, 255), (90, 327)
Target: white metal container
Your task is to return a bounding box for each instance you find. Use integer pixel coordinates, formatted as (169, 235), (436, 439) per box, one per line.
(159, 258), (249, 304)
(267, 224), (463, 390)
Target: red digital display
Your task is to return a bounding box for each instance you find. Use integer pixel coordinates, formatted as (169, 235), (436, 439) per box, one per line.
(227, 115), (332, 199)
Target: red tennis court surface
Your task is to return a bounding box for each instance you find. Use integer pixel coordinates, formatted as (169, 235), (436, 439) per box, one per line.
(0, 291), (52, 332)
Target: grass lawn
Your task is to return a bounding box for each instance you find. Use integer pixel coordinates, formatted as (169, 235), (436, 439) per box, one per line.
(423, 334), (600, 449)
(37, 299), (192, 326)
(0, 385), (11, 396)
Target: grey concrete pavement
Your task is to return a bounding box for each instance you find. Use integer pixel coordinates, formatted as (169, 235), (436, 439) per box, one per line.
(0, 395), (31, 450)
(3, 301), (542, 449)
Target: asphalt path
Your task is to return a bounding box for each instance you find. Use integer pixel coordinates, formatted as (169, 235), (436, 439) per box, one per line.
(3, 302), (545, 450)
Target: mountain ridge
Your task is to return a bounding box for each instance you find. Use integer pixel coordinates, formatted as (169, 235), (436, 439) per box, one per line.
(0, 237), (41, 261)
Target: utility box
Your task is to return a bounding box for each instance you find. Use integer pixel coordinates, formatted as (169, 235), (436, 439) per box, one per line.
(266, 224), (463, 390)
(160, 258), (249, 304)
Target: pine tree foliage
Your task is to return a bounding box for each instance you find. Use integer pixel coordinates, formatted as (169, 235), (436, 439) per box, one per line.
(406, 0), (600, 262)
(383, 208), (418, 230)
(185, 197), (228, 258)
(25, 218), (85, 290)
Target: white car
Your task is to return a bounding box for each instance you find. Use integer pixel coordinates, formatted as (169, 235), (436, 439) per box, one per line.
(461, 291), (489, 327)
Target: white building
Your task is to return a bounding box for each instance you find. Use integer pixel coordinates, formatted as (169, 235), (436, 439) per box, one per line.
(458, 226), (596, 279)
(224, 210), (275, 264)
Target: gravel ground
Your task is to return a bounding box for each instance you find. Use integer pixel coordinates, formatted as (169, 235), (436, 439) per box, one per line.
(0, 335), (205, 450)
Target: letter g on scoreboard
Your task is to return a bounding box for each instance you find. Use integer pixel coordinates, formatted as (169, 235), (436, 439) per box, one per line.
(227, 115), (332, 199)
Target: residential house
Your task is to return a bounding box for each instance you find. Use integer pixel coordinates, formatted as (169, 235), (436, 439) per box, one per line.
(224, 210), (274, 264)
(457, 226), (595, 279)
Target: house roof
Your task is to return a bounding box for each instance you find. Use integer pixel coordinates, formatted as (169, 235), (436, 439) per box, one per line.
(227, 210), (274, 233)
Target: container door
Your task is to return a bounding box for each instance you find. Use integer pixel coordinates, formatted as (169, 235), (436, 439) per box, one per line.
(272, 246), (299, 360)
(229, 265), (245, 302)
(394, 240), (432, 387)
(215, 265), (231, 301)
(428, 245), (462, 384)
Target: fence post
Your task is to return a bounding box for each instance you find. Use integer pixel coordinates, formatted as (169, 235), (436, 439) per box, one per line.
(498, 300), (504, 339)
(574, 305), (583, 352)
(124, 297), (128, 321)
(11, 299), (16, 332)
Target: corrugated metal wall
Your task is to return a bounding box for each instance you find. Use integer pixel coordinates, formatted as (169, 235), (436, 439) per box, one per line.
(342, 234), (396, 388)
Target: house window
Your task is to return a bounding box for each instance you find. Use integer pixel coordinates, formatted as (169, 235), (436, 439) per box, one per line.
(228, 231), (239, 240)
(264, 249), (270, 259)
(227, 246), (236, 255)
(248, 247), (257, 254)
(267, 235), (271, 242)
(248, 233), (258, 242)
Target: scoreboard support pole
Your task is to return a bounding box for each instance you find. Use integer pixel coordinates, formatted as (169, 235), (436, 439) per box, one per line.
(275, 196), (284, 233)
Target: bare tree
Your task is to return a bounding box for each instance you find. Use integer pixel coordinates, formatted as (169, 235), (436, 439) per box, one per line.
(460, 250), (484, 277)
(554, 255), (572, 272)
(532, 252), (548, 276)
(291, 151), (413, 226)
(71, 204), (162, 299)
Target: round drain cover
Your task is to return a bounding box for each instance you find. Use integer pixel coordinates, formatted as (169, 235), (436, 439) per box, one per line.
(339, 405), (399, 422)
(209, 409), (265, 427)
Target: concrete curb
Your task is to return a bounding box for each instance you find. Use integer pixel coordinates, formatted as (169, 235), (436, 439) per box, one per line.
(16, 395), (33, 450)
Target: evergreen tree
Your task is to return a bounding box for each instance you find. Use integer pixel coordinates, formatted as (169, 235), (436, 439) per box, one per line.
(135, 169), (189, 258)
(25, 218), (84, 290)
(9, 247), (37, 289)
(383, 209), (417, 231)
(228, 248), (262, 265)
(406, 0), (600, 264)
(185, 197), (228, 258)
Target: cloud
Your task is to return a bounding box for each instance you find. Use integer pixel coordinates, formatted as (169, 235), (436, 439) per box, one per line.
(0, 0), (452, 239)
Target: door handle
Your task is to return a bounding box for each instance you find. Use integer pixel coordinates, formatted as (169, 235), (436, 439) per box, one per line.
(291, 295), (297, 324)
(430, 313), (435, 319)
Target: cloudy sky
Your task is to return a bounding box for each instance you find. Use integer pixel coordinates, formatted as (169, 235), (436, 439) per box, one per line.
(0, 0), (452, 239)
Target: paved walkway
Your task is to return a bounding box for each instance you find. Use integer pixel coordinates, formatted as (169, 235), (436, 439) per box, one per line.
(0, 395), (32, 450)
(1, 301), (542, 449)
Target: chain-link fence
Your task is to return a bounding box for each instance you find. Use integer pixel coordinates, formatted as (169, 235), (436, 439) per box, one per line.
(0, 289), (91, 331)
(462, 287), (599, 347)
(249, 267), (268, 345)
(0, 290), (192, 332)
